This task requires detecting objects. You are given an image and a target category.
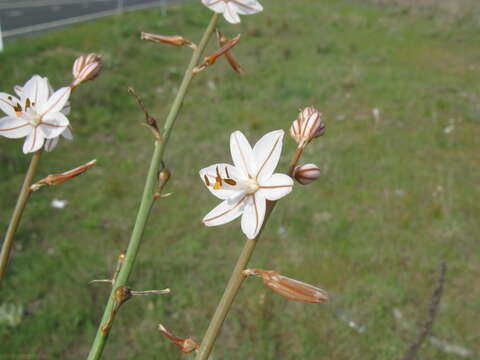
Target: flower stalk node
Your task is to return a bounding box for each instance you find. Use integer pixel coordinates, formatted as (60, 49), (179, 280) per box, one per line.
(159, 323), (200, 353)
(128, 87), (163, 142)
(30, 159), (97, 192)
(153, 168), (172, 200)
(89, 251), (125, 286)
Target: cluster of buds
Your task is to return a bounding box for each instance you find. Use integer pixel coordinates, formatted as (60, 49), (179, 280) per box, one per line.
(244, 269), (328, 303)
(294, 163), (321, 185)
(30, 160), (97, 192)
(71, 53), (102, 88)
(290, 106), (325, 148)
(158, 324), (199, 353)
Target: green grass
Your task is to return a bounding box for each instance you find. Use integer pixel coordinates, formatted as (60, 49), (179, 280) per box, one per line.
(1, 0), (479, 359)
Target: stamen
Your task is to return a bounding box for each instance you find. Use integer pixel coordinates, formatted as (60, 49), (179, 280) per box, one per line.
(214, 166), (222, 189)
(25, 98), (31, 110)
(224, 179), (237, 186)
(8, 96), (12, 100)
(225, 167), (230, 178)
(204, 175), (210, 186)
(13, 103), (22, 113)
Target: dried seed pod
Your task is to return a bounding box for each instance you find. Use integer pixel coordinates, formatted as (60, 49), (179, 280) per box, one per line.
(159, 324), (199, 353)
(30, 159), (96, 191)
(244, 269), (328, 303)
(294, 163), (321, 185)
(290, 106), (325, 147)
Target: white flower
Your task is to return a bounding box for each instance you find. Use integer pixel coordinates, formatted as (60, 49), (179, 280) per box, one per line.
(200, 130), (293, 239)
(202, 0), (263, 24)
(0, 75), (71, 154)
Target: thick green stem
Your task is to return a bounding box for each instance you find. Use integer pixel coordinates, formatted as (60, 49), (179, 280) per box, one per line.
(86, 13), (219, 360)
(195, 146), (304, 360)
(0, 150), (42, 287)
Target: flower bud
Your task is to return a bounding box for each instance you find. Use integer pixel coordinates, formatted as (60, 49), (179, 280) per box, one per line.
(71, 53), (102, 88)
(290, 106), (325, 147)
(294, 163), (321, 185)
(244, 269), (328, 303)
(159, 324), (199, 353)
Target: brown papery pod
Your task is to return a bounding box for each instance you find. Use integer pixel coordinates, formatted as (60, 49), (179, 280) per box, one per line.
(216, 30), (245, 74)
(31, 159), (96, 191)
(244, 269), (328, 303)
(141, 32), (193, 47)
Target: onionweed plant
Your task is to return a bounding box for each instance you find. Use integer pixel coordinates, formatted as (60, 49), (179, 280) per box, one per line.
(1, 1), (330, 359)
(0, 55), (102, 286)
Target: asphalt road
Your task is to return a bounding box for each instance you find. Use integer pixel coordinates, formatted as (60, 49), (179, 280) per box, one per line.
(0, 0), (183, 37)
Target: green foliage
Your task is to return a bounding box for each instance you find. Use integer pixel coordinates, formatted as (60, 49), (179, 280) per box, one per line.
(1, 0), (479, 359)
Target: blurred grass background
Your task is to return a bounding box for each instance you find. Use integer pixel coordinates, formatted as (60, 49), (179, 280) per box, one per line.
(0, 0), (479, 359)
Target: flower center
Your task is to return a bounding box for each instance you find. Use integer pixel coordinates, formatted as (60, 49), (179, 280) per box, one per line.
(244, 178), (259, 195)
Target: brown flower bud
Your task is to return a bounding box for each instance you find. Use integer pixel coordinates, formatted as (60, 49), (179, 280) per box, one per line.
(72, 53), (102, 88)
(31, 159), (96, 191)
(141, 32), (193, 48)
(290, 106), (325, 147)
(294, 163), (321, 185)
(158, 324), (199, 353)
(244, 269), (328, 303)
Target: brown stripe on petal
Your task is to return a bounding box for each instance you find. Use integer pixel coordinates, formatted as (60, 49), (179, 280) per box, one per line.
(259, 184), (293, 189)
(0, 123), (30, 132)
(255, 135), (282, 180)
(203, 196), (246, 223)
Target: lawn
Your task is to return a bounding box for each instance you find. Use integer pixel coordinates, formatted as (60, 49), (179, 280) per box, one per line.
(0, 0), (479, 359)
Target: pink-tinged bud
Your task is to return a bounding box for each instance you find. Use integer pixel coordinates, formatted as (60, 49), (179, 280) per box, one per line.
(159, 324), (199, 353)
(290, 106), (325, 147)
(294, 163), (321, 185)
(244, 269), (328, 303)
(72, 53), (102, 88)
(141, 32), (193, 47)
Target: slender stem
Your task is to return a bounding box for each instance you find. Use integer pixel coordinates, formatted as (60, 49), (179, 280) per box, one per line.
(0, 150), (42, 287)
(86, 13), (219, 360)
(195, 145), (304, 360)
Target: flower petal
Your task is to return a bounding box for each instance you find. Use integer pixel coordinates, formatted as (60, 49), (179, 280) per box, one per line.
(223, 3), (241, 23)
(39, 112), (69, 139)
(230, 0), (263, 14)
(0, 93), (19, 117)
(0, 116), (31, 139)
(44, 137), (59, 152)
(62, 126), (73, 139)
(203, 196), (246, 227)
(21, 75), (49, 106)
(22, 128), (45, 154)
(39, 87), (71, 116)
(202, 0), (226, 12)
(241, 192), (266, 239)
(199, 163), (243, 200)
(230, 130), (256, 178)
(253, 129), (284, 181)
(259, 173), (294, 201)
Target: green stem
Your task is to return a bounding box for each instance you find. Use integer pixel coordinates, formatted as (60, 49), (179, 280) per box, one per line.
(86, 13), (219, 360)
(0, 150), (42, 288)
(195, 146), (304, 360)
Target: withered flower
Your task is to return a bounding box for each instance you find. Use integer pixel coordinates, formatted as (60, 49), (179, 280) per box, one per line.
(141, 32), (194, 48)
(244, 269), (328, 303)
(290, 106), (325, 147)
(193, 35), (241, 74)
(71, 53), (102, 88)
(31, 159), (96, 191)
(216, 30), (245, 74)
(294, 163), (321, 185)
(159, 324), (199, 353)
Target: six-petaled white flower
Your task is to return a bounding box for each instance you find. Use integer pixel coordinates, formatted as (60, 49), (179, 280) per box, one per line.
(0, 75), (71, 154)
(200, 130), (293, 239)
(202, 0), (263, 24)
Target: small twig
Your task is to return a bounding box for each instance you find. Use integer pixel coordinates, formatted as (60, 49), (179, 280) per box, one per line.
(128, 87), (163, 141)
(401, 262), (447, 360)
(89, 252), (125, 286)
